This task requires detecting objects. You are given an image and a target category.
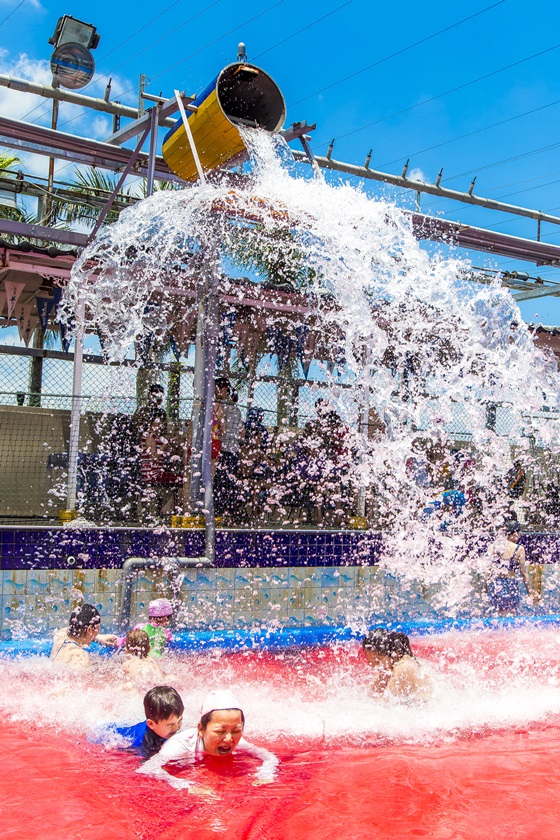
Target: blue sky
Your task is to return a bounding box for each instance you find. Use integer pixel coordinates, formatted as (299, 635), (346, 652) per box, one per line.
(2, 0), (560, 322)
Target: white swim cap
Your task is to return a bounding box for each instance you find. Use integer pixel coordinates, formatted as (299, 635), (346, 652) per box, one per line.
(200, 689), (241, 718)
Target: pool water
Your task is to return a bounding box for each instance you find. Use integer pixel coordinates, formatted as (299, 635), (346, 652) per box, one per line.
(2, 626), (560, 839)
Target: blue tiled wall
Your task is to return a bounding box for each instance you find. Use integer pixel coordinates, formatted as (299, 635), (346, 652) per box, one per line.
(1, 527), (559, 638)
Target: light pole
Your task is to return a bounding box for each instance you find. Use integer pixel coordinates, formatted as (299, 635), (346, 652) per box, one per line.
(45, 15), (99, 223)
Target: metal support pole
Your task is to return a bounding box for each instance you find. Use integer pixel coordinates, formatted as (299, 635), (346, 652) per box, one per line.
(174, 89), (206, 184)
(201, 258), (220, 564)
(44, 81), (59, 224)
(189, 296), (206, 512)
(299, 134), (323, 181)
(146, 106), (158, 197)
(356, 345), (372, 518)
(188, 243), (220, 563)
(66, 300), (85, 511)
(88, 124), (151, 241)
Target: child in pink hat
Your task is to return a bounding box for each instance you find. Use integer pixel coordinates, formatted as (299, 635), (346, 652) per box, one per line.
(134, 598), (173, 658)
(117, 598), (173, 658)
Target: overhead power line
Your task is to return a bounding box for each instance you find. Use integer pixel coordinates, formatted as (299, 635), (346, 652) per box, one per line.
(310, 40), (560, 151)
(0, 0), (25, 29)
(253, 0), (354, 60)
(288, 0), (506, 108)
(376, 98), (560, 170)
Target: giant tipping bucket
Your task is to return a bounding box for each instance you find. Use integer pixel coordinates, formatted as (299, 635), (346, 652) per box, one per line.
(162, 63), (286, 182)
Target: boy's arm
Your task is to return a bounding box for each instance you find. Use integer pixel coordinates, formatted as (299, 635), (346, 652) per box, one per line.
(517, 546), (536, 600)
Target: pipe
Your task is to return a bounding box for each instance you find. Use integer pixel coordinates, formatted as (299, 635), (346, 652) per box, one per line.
(291, 150), (560, 227)
(145, 107), (158, 197)
(200, 250), (220, 564)
(356, 345), (372, 519)
(0, 72), (178, 126)
(119, 556), (213, 630)
(189, 292), (206, 513)
(174, 89), (206, 184)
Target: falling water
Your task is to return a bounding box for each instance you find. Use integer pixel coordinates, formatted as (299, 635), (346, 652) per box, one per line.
(61, 128), (560, 611)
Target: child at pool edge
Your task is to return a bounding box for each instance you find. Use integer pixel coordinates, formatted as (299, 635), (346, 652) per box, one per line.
(362, 628), (432, 701)
(134, 598), (173, 658)
(121, 629), (164, 688)
(137, 689), (279, 792)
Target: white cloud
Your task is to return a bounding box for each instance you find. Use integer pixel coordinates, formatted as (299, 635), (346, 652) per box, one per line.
(90, 114), (110, 140)
(0, 51), (52, 121)
(409, 167), (427, 183)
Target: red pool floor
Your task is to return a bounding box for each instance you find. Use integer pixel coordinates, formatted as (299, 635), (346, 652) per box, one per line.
(3, 719), (560, 840)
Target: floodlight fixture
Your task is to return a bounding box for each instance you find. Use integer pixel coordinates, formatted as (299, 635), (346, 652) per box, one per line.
(49, 15), (100, 51)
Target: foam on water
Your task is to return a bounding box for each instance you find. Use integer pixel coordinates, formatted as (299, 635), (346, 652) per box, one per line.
(2, 627), (560, 748)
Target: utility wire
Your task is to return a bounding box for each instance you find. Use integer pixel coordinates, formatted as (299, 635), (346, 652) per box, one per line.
(55, 0), (285, 133)
(20, 0), (223, 124)
(0, 0), (25, 28)
(311, 40), (560, 150)
(148, 0), (287, 82)
(39, 0), (289, 180)
(288, 0), (506, 108)
(253, 0), (354, 60)
(94, 0), (185, 65)
(376, 98), (560, 170)
(94, 0), (225, 80)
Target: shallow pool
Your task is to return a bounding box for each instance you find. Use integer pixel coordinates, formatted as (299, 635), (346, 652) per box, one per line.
(2, 621), (560, 838)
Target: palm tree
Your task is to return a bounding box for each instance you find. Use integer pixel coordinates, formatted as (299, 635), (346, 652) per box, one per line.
(53, 167), (135, 227)
(0, 150), (24, 221)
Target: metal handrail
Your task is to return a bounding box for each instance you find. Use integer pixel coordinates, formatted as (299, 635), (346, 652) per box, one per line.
(119, 555), (213, 629)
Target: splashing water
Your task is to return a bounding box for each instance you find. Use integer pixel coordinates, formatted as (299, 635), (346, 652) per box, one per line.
(2, 629), (560, 746)
(62, 129), (560, 609)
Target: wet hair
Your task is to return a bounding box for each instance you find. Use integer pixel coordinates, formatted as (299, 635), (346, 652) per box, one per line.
(215, 377), (231, 392)
(362, 629), (413, 661)
(199, 708), (245, 731)
(68, 604), (100, 638)
(505, 520), (522, 537)
(149, 383), (164, 394)
(143, 686), (184, 723)
(126, 629), (150, 659)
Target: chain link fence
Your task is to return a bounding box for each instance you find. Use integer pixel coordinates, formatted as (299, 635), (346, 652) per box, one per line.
(1, 345), (559, 527)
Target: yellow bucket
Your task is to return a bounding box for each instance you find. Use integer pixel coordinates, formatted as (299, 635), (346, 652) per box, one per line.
(162, 63), (286, 182)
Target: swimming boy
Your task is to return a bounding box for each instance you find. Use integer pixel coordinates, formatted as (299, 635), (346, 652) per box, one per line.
(362, 628), (432, 700)
(100, 685), (184, 759)
(50, 603), (117, 669)
(140, 685), (184, 759)
(138, 689), (278, 791)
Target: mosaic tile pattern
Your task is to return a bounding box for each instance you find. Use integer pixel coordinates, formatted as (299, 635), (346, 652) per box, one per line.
(0, 528), (558, 639)
(2, 563), (560, 639)
(0, 528), (383, 570)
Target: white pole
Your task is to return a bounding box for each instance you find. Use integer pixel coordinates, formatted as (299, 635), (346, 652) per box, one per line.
(66, 300), (85, 511)
(356, 345), (371, 518)
(174, 89), (206, 185)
